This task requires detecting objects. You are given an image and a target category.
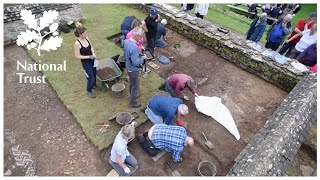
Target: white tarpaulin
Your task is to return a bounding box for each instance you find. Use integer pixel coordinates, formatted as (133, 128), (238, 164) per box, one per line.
(195, 96), (240, 140)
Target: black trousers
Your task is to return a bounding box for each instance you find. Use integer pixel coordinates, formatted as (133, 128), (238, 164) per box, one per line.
(146, 37), (155, 53)
(279, 42), (295, 57)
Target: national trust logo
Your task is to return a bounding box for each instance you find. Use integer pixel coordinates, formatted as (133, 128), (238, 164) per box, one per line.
(16, 9), (63, 56)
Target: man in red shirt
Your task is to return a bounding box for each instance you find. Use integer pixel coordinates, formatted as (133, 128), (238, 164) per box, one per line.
(279, 12), (316, 57)
(159, 74), (198, 100)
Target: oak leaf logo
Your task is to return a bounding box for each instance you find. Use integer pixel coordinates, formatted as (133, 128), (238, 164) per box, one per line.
(16, 9), (63, 56)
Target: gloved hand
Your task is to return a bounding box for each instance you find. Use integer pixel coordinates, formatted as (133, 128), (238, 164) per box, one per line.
(176, 120), (185, 127)
(89, 55), (96, 60)
(124, 166), (131, 174)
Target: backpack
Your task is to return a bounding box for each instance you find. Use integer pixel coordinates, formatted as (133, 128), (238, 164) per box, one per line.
(60, 25), (70, 33)
(138, 135), (159, 157)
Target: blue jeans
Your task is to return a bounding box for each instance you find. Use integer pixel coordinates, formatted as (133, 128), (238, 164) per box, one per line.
(109, 152), (138, 176)
(81, 60), (96, 93)
(145, 106), (163, 124)
(127, 70), (140, 105)
(165, 79), (176, 97)
(155, 39), (167, 48)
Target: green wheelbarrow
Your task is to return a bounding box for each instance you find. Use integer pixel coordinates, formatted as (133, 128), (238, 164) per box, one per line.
(96, 58), (122, 90)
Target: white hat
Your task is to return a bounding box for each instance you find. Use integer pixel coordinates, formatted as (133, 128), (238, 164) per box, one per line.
(121, 124), (135, 142)
(161, 19), (167, 25)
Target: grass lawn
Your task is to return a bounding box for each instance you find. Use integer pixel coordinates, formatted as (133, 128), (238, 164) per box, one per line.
(172, 4), (317, 44)
(27, 4), (163, 150)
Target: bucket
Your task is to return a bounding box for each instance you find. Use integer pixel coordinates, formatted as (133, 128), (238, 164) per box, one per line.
(116, 112), (133, 125)
(112, 83), (125, 98)
(197, 160), (217, 176)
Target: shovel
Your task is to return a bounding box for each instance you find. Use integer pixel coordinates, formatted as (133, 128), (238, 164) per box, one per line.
(166, 162), (181, 176)
(202, 132), (214, 149)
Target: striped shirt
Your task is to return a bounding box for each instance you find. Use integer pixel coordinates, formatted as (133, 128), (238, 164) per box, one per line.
(151, 124), (187, 162)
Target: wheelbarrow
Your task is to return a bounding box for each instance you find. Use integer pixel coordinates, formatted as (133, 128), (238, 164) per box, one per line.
(96, 58), (122, 90)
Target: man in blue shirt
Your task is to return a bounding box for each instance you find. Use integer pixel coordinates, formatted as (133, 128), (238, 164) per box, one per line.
(123, 27), (146, 108)
(145, 95), (188, 125)
(148, 124), (194, 162)
(265, 14), (292, 51)
(155, 19), (168, 48)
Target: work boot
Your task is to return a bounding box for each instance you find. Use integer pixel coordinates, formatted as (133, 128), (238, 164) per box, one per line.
(128, 102), (141, 108)
(158, 83), (166, 91)
(87, 91), (96, 98)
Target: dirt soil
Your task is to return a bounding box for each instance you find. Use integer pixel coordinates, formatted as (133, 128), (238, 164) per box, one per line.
(3, 45), (107, 176)
(101, 29), (292, 176)
(97, 67), (116, 80)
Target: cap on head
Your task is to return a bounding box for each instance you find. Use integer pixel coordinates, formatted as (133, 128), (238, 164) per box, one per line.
(150, 8), (158, 16)
(178, 104), (188, 116)
(121, 124), (135, 141)
(161, 19), (167, 25)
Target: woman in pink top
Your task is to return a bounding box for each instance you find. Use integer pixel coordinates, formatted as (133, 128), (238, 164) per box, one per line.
(126, 20), (145, 53)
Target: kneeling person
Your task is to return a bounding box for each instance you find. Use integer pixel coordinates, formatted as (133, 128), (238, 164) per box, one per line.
(145, 95), (188, 125)
(109, 124), (138, 176)
(148, 124), (194, 162)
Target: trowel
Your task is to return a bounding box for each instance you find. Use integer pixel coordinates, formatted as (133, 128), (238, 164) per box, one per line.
(166, 161), (181, 176)
(202, 132), (214, 149)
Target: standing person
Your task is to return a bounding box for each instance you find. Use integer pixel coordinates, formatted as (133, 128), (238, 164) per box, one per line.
(248, 3), (258, 14)
(279, 12), (316, 57)
(181, 4), (195, 14)
(109, 123), (138, 176)
(159, 73), (198, 100)
(145, 95), (188, 125)
(123, 27), (146, 108)
(296, 43), (317, 67)
(148, 124), (194, 162)
(142, 7), (159, 53)
(194, 3), (209, 19)
(267, 4), (283, 25)
(286, 24), (317, 59)
(246, 13), (268, 43)
(155, 19), (167, 48)
(74, 26), (97, 98)
(265, 14), (292, 51)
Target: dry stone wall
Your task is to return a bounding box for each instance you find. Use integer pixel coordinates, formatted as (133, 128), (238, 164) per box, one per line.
(4, 4), (83, 45)
(135, 4), (313, 92)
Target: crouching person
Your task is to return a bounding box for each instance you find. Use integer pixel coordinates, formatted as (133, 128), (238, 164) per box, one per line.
(109, 123), (138, 176)
(145, 95), (188, 125)
(148, 124), (194, 162)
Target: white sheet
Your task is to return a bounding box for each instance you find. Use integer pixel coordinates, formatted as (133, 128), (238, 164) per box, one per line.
(195, 96), (240, 140)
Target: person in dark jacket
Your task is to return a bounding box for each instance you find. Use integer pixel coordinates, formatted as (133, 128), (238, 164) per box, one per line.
(247, 13), (267, 43)
(142, 7), (159, 53)
(265, 14), (292, 51)
(267, 4), (283, 25)
(296, 43), (317, 67)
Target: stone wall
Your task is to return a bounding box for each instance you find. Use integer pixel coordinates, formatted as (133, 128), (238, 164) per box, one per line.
(134, 4), (312, 92)
(4, 4), (83, 45)
(227, 74), (317, 176)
